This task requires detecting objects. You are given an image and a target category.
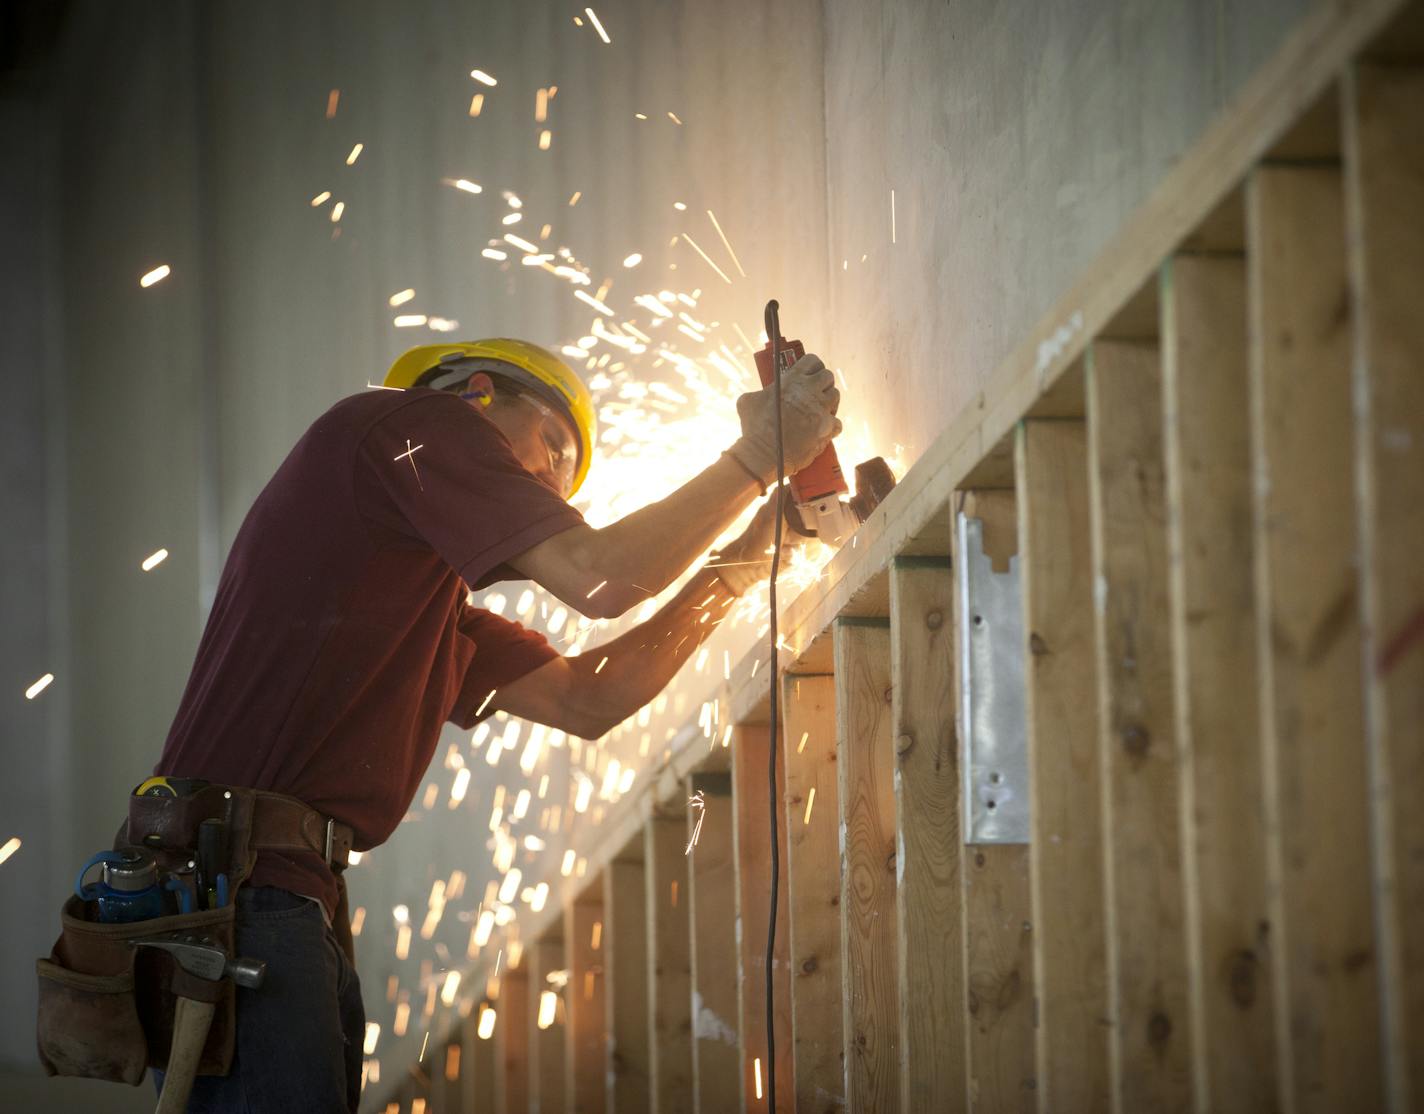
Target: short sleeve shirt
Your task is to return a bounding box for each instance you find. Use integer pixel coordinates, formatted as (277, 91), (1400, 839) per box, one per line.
(155, 389), (584, 915)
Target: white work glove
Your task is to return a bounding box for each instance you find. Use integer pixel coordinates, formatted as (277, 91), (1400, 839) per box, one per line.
(711, 492), (808, 597)
(727, 353), (842, 490)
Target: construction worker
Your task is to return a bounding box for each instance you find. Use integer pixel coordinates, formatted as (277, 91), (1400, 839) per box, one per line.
(149, 338), (840, 1112)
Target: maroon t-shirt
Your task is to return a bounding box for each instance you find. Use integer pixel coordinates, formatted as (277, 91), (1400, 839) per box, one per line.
(156, 388), (584, 915)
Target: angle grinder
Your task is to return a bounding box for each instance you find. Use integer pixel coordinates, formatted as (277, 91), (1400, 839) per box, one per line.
(752, 327), (896, 545)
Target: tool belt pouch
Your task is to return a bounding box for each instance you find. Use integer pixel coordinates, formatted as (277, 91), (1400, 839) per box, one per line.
(36, 785), (257, 1083)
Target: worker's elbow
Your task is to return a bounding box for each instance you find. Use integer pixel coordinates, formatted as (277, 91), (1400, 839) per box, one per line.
(563, 708), (618, 741)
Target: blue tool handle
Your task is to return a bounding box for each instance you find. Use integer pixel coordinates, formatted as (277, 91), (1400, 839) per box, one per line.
(216, 874), (229, 908)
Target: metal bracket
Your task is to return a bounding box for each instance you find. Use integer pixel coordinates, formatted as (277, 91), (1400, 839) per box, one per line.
(956, 513), (1030, 844)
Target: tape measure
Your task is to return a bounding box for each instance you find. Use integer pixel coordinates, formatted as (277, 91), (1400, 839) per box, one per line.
(132, 776), (211, 798)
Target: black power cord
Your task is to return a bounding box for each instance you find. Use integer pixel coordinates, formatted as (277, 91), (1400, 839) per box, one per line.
(763, 299), (784, 1110)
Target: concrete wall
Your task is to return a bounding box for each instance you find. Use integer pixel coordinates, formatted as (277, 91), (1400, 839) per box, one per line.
(0, 0), (1311, 1108)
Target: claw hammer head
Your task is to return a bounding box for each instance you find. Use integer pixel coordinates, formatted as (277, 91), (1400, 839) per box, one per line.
(135, 935), (266, 989)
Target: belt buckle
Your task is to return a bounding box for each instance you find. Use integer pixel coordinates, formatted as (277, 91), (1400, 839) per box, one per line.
(323, 817), (335, 866)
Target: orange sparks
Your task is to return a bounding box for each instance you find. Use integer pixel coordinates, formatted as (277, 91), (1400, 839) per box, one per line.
(25, 674), (53, 700)
(538, 129), (552, 151)
(706, 210), (746, 277)
(584, 7), (611, 43)
(535, 88), (548, 123)
(568, 191), (582, 206)
(139, 264), (171, 288)
(0, 837), (20, 867)
(325, 89), (340, 118)
(470, 69), (497, 87)
(595, 657), (609, 674)
(678, 233), (732, 285)
(469, 93), (485, 117)
(345, 142), (363, 165)
(668, 111), (683, 125)
(475, 690), (496, 716)
(797, 731), (809, 754)
(310, 191), (331, 207)
(803, 786), (817, 825)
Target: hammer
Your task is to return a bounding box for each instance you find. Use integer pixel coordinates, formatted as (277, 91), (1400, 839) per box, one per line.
(136, 935), (265, 1114)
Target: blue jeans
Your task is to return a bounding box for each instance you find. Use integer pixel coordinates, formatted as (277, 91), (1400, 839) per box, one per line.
(152, 886), (365, 1113)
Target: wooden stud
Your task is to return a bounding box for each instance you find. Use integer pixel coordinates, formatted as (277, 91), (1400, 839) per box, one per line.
(1344, 62), (1424, 1114)
(1161, 250), (1277, 1111)
(780, 672), (846, 1111)
(1249, 161), (1382, 1113)
(835, 617), (900, 1110)
(465, 1005), (499, 1114)
(888, 554), (969, 1113)
(496, 966), (530, 1114)
(1086, 340), (1193, 1112)
(567, 885), (608, 1114)
(949, 494), (1037, 1113)
(687, 772), (740, 1113)
(645, 813), (694, 1114)
(1016, 419), (1110, 1113)
(530, 932), (567, 1114)
(605, 856), (652, 1111)
(731, 724), (793, 1112)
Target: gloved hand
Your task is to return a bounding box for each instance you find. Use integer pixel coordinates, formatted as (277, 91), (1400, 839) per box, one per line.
(727, 353), (842, 490)
(711, 492), (808, 597)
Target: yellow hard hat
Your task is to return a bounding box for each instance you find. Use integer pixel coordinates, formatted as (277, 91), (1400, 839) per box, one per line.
(384, 339), (596, 496)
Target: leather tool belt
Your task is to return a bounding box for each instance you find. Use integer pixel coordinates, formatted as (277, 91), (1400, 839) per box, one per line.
(35, 783), (355, 1087)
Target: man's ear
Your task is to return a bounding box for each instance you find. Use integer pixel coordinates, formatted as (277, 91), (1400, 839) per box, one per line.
(462, 371), (495, 407)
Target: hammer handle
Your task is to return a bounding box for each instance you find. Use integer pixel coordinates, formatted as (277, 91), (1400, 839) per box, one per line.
(154, 995), (216, 1114)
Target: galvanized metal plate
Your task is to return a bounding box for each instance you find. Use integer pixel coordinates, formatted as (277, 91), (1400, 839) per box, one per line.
(957, 513), (1030, 844)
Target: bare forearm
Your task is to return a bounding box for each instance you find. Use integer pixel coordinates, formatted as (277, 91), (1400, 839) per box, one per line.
(586, 456), (758, 613)
(571, 564), (738, 734)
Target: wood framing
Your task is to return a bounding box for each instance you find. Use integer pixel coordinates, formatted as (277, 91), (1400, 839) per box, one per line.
(686, 772), (740, 1113)
(529, 931), (567, 1114)
(464, 1007), (498, 1114)
(1161, 249), (1277, 1111)
(496, 966), (530, 1114)
(1085, 339), (1193, 1111)
(431, 9), (1423, 1112)
(604, 854), (651, 1111)
(1248, 160), (1382, 1113)
(951, 493), (1036, 1113)
(1344, 60), (1424, 1114)
(730, 724), (793, 1112)
(780, 672), (845, 1111)
(835, 617), (899, 1110)
(645, 811), (694, 1113)
(566, 884), (608, 1114)
(889, 555), (968, 1113)
(1016, 417), (1110, 1112)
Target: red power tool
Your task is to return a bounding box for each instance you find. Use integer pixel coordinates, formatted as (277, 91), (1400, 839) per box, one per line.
(753, 332), (896, 545)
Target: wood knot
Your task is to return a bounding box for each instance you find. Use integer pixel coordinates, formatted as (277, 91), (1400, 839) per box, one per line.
(926, 609), (944, 631)
(896, 733), (915, 757)
(883, 685), (894, 705)
(974, 852), (986, 868)
(1121, 723), (1150, 757)
(801, 955), (818, 975)
(1227, 949), (1257, 1009)
(885, 850), (897, 874)
(1029, 632), (1049, 656)
(1147, 1012), (1172, 1048)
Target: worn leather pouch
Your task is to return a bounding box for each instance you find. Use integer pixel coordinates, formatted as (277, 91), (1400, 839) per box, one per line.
(36, 788), (257, 1083)
(37, 894), (240, 1081)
